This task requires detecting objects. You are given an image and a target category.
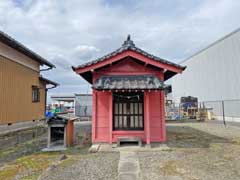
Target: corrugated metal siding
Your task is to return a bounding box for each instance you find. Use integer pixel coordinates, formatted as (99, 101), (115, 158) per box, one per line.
(171, 30), (240, 102)
(0, 55), (46, 124)
(75, 95), (92, 117)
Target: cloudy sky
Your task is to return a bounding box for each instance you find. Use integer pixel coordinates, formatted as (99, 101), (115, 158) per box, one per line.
(0, 0), (239, 101)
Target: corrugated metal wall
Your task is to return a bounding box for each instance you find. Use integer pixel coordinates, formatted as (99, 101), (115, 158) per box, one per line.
(0, 56), (46, 124)
(171, 29), (240, 102)
(75, 94), (92, 117)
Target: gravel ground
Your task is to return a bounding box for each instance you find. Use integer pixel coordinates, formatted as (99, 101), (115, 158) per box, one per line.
(138, 122), (240, 180)
(181, 121), (240, 140)
(2, 121), (240, 180)
(40, 152), (119, 180)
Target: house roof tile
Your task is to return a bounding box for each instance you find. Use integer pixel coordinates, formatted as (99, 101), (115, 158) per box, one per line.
(0, 31), (55, 68)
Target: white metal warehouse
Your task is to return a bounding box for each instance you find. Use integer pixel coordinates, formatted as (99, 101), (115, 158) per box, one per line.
(171, 28), (240, 120)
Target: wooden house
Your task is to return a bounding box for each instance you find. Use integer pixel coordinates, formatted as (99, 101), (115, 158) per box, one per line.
(0, 31), (58, 125)
(73, 35), (185, 145)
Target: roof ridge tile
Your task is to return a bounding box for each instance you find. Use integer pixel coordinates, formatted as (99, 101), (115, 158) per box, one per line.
(74, 35), (185, 70)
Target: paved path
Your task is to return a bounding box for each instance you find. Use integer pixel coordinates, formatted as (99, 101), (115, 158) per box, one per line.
(118, 151), (140, 180)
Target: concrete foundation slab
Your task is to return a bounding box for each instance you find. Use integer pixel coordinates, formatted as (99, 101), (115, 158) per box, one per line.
(118, 172), (138, 180)
(42, 146), (66, 152)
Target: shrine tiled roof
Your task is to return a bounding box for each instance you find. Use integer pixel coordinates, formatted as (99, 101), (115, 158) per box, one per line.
(92, 75), (169, 90)
(74, 35), (185, 70)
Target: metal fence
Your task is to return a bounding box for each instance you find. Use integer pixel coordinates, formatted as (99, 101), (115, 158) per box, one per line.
(46, 105), (92, 118)
(165, 99), (240, 124)
(75, 105), (92, 117)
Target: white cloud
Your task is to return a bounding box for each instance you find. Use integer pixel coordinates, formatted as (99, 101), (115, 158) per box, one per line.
(74, 45), (100, 53)
(72, 45), (100, 62)
(0, 0), (239, 100)
(191, 0), (237, 20)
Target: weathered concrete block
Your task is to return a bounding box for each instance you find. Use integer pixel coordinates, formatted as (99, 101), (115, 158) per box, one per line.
(118, 161), (138, 173)
(0, 135), (18, 149)
(88, 144), (100, 153)
(36, 127), (47, 136)
(118, 172), (138, 180)
(0, 126), (47, 150)
(18, 130), (34, 144)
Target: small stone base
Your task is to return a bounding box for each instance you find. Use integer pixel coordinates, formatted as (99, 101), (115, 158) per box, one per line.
(42, 146), (66, 152)
(88, 144), (100, 153)
(150, 143), (170, 150)
(145, 144), (152, 148)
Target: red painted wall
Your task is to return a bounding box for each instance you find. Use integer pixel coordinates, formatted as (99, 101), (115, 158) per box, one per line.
(148, 91), (166, 142)
(93, 58), (164, 82)
(92, 58), (166, 143)
(92, 91), (112, 142)
(66, 120), (74, 146)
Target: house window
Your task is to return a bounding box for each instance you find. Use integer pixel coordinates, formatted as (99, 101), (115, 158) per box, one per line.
(32, 86), (40, 102)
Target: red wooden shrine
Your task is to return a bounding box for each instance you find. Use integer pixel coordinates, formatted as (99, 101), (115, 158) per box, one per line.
(73, 35), (185, 145)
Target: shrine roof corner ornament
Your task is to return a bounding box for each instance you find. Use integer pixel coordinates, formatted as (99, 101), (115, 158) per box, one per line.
(72, 35), (186, 83)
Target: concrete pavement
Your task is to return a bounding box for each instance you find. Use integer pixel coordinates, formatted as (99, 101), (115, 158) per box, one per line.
(118, 151), (140, 180)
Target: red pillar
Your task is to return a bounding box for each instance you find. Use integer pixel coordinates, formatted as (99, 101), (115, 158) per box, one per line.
(145, 92), (151, 144)
(92, 90), (97, 143)
(161, 90), (166, 141)
(66, 120), (74, 146)
(109, 92), (113, 144)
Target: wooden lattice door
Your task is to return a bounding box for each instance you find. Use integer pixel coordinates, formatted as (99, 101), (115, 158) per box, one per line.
(113, 92), (144, 130)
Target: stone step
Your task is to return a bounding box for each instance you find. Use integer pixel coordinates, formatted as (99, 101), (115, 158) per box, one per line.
(117, 137), (142, 147)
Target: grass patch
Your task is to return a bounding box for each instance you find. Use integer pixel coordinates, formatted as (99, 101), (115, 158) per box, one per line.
(20, 174), (39, 180)
(166, 126), (230, 148)
(16, 155), (50, 170)
(210, 143), (222, 152)
(0, 146), (19, 158)
(0, 145), (92, 179)
(0, 165), (19, 180)
(0, 153), (59, 180)
(59, 157), (76, 167)
(65, 145), (90, 155)
(161, 160), (179, 176)
(232, 138), (240, 145)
